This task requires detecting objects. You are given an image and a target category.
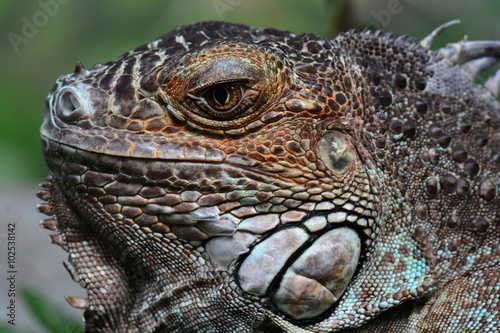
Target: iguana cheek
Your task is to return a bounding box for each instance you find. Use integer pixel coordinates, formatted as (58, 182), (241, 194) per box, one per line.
(237, 228), (309, 296)
(237, 226), (361, 320)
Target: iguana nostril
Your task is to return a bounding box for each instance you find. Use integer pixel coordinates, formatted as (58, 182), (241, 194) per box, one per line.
(57, 90), (84, 122)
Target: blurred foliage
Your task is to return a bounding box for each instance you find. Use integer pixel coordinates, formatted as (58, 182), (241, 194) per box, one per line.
(0, 0), (498, 188)
(0, 288), (83, 333)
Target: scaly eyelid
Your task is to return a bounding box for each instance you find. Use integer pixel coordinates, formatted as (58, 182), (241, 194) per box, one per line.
(187, 78), (253, 95)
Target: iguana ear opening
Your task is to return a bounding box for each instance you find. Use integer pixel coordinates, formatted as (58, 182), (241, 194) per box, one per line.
(319, 131), (356, 175)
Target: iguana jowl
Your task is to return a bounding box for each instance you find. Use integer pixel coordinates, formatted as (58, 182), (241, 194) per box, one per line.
(37, 21), (500, 332)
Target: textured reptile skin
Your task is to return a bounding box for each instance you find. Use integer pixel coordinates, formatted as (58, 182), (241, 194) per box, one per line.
(37, 22), (499, 332)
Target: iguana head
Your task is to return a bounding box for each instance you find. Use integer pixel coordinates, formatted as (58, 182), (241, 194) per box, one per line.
(38, 21), (500, 332)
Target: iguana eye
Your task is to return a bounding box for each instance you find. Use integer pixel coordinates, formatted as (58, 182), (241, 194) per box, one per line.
(201, 84), (245, 117)
(162, 44), (283, 130)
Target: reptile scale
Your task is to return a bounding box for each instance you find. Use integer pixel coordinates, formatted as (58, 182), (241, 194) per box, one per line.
(37, 21), (499, 332)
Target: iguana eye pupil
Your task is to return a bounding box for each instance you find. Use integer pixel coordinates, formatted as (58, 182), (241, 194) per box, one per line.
(204, 84), (244, 114)
(213, 86), (229, 105)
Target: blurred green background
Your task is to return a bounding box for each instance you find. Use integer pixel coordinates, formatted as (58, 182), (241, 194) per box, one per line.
(0, 0), (498, 188)
(0, 1), (498, 332)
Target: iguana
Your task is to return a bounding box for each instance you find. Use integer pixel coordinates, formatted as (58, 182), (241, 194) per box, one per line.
(37, 21), (499, 332)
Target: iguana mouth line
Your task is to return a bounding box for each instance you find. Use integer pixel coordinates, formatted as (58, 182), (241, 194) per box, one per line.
(41, 136), (298, 185)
